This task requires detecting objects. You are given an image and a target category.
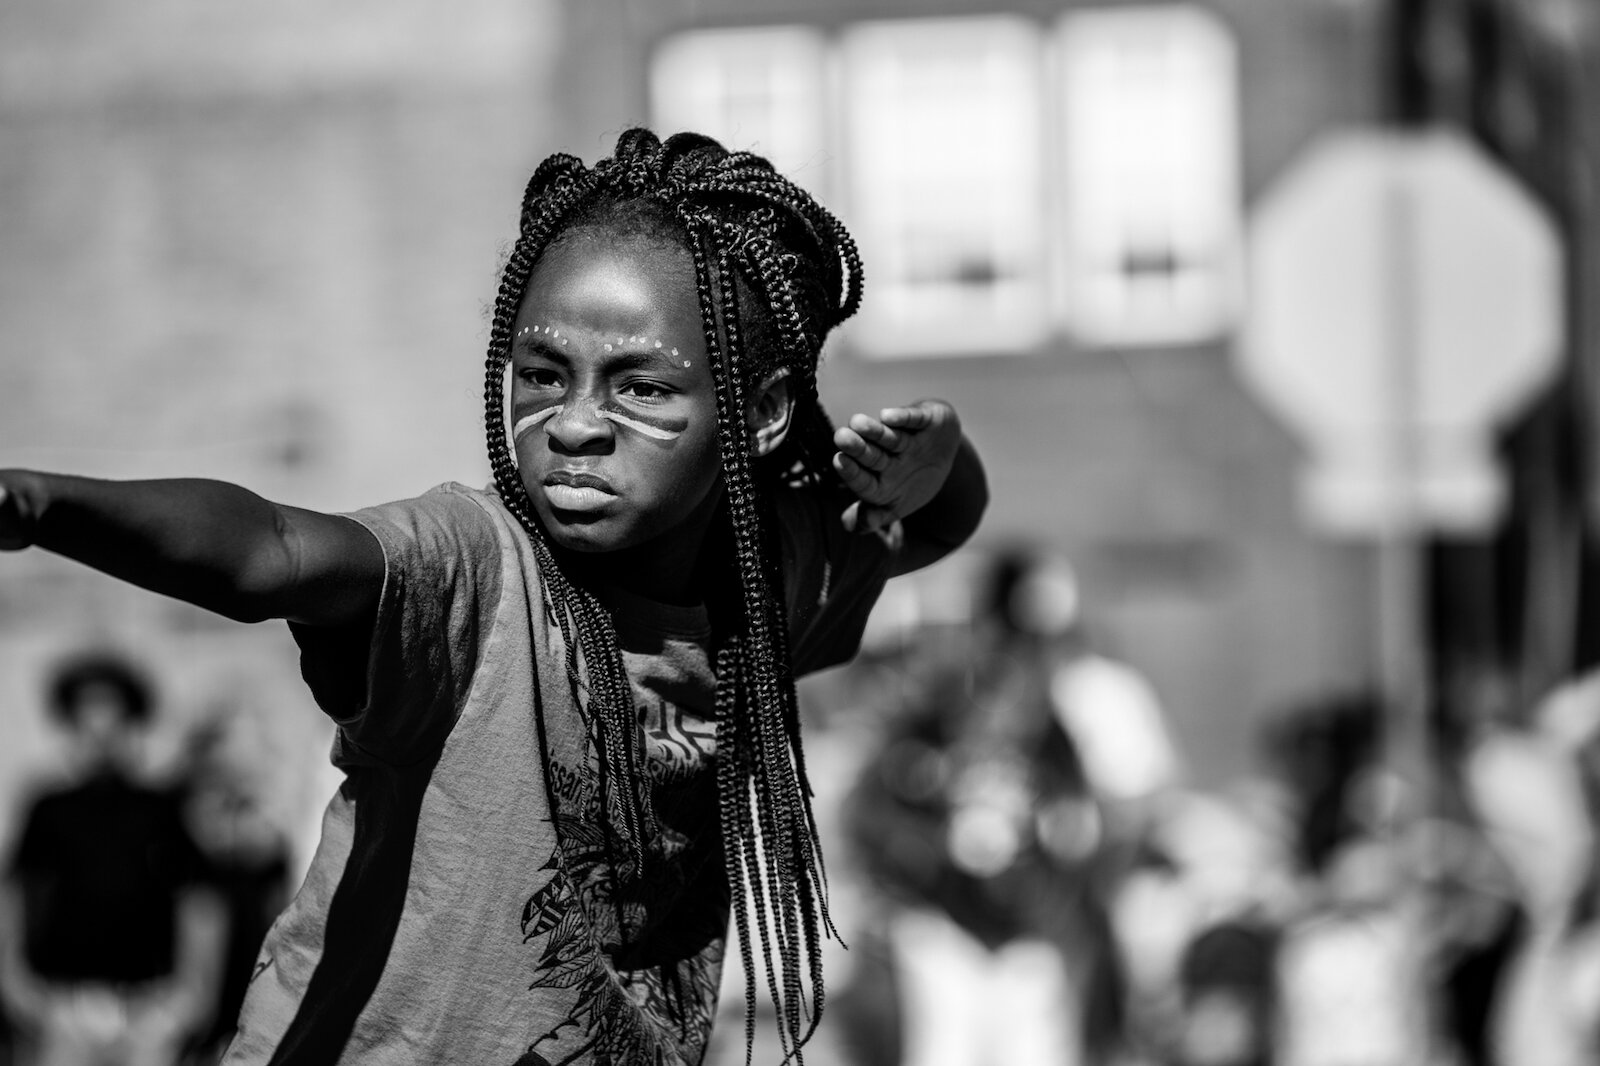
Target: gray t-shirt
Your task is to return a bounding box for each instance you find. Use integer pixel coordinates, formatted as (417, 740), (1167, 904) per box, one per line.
(223, 481), (892, 1065)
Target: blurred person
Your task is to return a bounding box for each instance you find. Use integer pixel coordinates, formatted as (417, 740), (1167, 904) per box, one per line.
(1274, 832), (1432, 1066)
(1257, 696), (1412, 1066)
(1459, 686), (1596, 1066)
(173, 709), (294, 1064)
(0, 651), (225, 1066)
(1171, 919), (1278, 1066)
(844, 545), (1179, 1066)
(1102, 784), (1299, 1066)
(1258, 694), (1382, 878)
(1263, 691), (1522, 1066)
(1533, 669), (1600, 1058)
(1422, 814), (1523, 1066)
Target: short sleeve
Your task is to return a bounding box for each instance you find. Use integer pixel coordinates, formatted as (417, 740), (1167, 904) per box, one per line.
(7, 796), (51, 880)
(770, 481), (897, 676)
(288, 484), (505, 765)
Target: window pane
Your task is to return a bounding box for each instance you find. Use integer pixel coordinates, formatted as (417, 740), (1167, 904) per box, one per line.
(841, 17), (1049, 357)
(649, 26), (831, 197)
(1055, 5), (1242, 346)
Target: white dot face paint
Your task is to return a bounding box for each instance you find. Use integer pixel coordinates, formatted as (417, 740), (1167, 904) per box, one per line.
(507, 237), (726, 562)
(511, 320), (695, 443)
(524, 327), (682, 358)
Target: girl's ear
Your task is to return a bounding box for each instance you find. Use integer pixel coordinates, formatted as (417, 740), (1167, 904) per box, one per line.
(746, 369), (795, 457)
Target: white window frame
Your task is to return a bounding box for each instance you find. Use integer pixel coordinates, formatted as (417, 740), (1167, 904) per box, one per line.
(838, 16), (1051, 358)
(646, 6), (1243, 358)
(648, 25), (833, 199)
(1052, 5), (1243, 347)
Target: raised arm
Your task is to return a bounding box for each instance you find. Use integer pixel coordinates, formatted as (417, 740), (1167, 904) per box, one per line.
(832, 399), (988, 576)
(0, 470), (383, 627)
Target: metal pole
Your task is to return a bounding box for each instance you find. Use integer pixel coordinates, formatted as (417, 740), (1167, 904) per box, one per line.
(1378, 1), (1440, 1060)
(1377, 154), (1430, 830)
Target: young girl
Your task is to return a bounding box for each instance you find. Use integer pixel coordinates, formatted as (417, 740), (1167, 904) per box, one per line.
(0, 129), (987, 1065)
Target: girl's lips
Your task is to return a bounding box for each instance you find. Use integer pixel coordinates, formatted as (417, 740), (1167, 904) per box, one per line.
(542, 471), (617, 512)
(543, 483), (615, 511)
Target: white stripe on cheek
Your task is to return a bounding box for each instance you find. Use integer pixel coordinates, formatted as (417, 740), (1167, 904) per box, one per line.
(512, 406), (562, 440)
(597, 409), (683, 440)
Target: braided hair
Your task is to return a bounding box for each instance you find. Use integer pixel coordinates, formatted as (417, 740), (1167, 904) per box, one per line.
(481, 129), (864, 1061)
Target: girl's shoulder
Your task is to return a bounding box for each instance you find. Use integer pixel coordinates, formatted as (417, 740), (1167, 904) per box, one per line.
(389, 481), (516, 534)
(341, 482), (522, 580)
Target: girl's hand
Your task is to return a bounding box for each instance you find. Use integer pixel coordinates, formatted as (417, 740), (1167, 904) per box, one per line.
(833, 400), (963, 534)
(0, 477), (36, 551)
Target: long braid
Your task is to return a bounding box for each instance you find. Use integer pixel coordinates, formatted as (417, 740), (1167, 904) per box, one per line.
(738, 236), (851, 949)
(682, 213), (801, 1055)
(713, 639), (761, 1064)
(483, 129), (866, 1062)
(484, 160), (656, 876)
(710, 220), (820, 1053)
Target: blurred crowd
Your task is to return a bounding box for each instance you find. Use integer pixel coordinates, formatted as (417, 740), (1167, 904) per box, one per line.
(709, 545), (1600, 1066)
(9, 549), (1600, 1066)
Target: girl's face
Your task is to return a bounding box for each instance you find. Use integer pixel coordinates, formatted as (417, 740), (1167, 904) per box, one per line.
(509, 233), (724, 572)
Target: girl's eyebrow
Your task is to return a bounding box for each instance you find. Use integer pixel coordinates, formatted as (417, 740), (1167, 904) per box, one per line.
(513, 335), (565, 359)
(608, 348), (684, 372)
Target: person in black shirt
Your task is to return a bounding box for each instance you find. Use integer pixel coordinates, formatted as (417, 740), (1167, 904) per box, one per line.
(1, 651), (224, 1066)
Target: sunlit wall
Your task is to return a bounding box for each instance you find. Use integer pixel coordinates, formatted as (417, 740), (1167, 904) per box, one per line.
(0, 0), (560, 863)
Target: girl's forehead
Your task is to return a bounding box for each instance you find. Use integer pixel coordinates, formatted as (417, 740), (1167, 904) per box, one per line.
(519, 234), (702, 338)
(548, 225), (688, 275)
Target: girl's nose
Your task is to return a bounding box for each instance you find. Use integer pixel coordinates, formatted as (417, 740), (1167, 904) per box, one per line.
(545, 396), (613, 452)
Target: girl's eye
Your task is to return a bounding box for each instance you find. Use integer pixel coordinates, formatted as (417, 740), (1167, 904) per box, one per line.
(519, 367), (562, 389)
(623, 380), (671, 401)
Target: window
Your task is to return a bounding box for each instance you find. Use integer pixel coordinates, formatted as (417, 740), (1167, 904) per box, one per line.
(1055, 6), (1242, 346)
(840, 17), (1051, 356)
(649, 26), (831, 197)
(647, 6), (1241, 357)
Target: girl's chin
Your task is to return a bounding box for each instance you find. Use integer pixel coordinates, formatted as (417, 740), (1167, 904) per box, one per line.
(537, 512), (630, 555)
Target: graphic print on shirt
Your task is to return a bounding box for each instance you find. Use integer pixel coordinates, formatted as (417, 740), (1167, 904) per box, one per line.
(519, 844), (646, 1065)
(638, 698), (717, 786)
(518, 590), (721, 1066)
(518, 820), (719, 1066)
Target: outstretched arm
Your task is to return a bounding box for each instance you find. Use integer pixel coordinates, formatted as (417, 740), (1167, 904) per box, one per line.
(0, 470), (382, 627)
(832, 399), (987, 576)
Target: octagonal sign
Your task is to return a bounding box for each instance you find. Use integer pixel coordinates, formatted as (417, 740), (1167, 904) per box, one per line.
(1238, 128), (1564, 535)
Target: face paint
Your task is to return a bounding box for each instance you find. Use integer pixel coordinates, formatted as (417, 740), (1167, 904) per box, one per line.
(596, 399), (688, 441)
(512, 405), (563, 440)
(518, 323), (568, 345)
(508, 237), (723, 559)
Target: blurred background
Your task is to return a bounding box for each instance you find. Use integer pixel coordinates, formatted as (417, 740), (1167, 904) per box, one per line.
(1, 0), (1598, 1063)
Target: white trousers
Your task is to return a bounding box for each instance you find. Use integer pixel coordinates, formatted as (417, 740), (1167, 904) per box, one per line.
(21, 985), (186, 1066)
(890, 908), (1082, 1066)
